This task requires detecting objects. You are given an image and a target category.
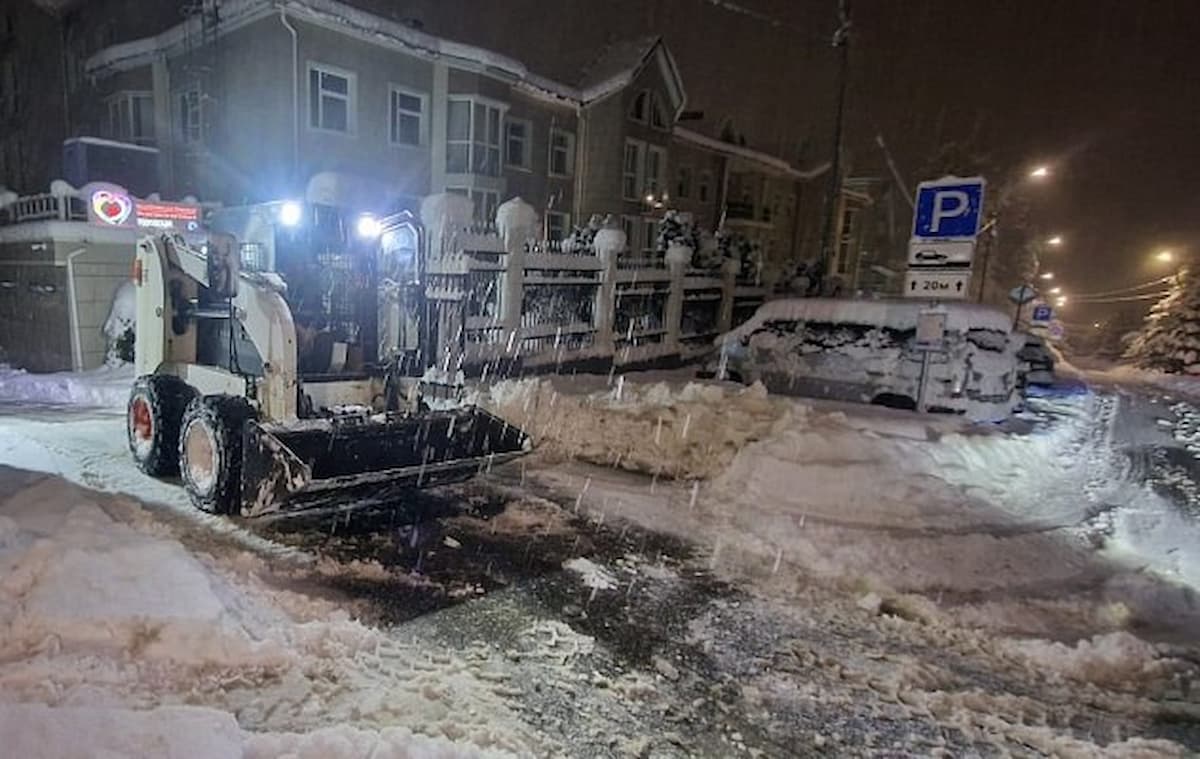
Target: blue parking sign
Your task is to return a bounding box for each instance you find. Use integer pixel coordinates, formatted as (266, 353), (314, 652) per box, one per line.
(1032, 304), (1053, 323)
(913, 177), (986, 239)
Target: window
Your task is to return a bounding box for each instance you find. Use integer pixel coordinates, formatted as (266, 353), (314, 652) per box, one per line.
(650, 94), (669, 129)
(629, 90), (649, 123)
(547, 211), (570, 242)
(446, 187), (469, 197)
(106, 92), (154, 144)
(389, 87), (425, 146)
(470, 189), (499, 223)
(177, 89), (202, 146)
(698, 171), (712, 203)
(675, 166), (692, 199)
(645, 146), (666, 197)
(447, 97), (504, 176)
(549, 128), (575, 177)
(505, 118), (531, 170)
(308, 64), (355, 133)
(622, 139), (644, 201)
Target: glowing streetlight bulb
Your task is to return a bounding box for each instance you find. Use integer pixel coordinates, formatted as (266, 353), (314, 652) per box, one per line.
(1055, 296), (1068, 307)
(1039, 271), (1055, 280)
(1155, 249), (1174, 263)
(1029, 166), (1050, 179)
(1092, 322), (1101, 328)
(1049, 286), (1062, 294)
(1047, 235), (1063, 246)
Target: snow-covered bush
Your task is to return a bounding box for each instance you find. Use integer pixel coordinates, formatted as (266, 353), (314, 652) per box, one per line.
(103, 280), (136, 366)
(560, 214), (609, 254)
(1124, 268), (1200, 374)
(654, 210), (700, 260)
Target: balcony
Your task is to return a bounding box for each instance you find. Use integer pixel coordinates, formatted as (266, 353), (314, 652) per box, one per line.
(0, 193), (87, 226)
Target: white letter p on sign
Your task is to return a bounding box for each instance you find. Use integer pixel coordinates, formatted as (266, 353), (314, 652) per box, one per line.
(929, 190), (969, 234)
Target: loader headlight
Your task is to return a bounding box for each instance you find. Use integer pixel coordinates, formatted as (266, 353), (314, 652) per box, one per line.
(279, 201), (303, 227)
(356, 213), (382, 239)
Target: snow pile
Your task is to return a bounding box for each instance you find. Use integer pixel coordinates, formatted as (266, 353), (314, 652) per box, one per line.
(1000, 632), (1169, 686)
(563, 556), (618, 590)
(0, 467), (540, 757)
(1087, 364), (1200, 400)
(0, 364), (132, 407)
(481, 376), (789, 479)
(244, 725), (513, 759)
(0, 703), (243, 759)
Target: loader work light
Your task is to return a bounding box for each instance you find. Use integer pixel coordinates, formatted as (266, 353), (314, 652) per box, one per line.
(279, 201), (303, 227)
(356, 213), (382, 239)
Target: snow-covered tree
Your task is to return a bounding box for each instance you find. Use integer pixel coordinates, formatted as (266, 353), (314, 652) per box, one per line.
(1124, 269), (1200, 373)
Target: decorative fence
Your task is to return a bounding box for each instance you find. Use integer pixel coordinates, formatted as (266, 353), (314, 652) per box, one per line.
(422, 212), (765, 374)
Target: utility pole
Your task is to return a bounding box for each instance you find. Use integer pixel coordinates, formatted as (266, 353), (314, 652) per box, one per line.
(814, 0), (852, 295)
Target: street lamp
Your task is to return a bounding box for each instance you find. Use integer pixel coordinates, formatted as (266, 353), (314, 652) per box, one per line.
(1055, 295), (1068, 307)
(1047, 235), (1064, 246)
(1029, 165), (1051, 180)
(1049, 286), (1062, 294)
(1039, 271), (1055, 280)
(1155, 249), (1174, 264)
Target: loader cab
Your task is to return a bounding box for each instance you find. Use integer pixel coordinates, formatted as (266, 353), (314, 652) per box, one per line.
(207, 201), (425, 380)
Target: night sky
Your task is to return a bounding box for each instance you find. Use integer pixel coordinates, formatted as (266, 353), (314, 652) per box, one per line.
(395, 0), (1200, 317)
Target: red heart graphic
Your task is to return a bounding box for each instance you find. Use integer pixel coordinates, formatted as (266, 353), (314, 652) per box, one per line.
(101, 201), (121, 218)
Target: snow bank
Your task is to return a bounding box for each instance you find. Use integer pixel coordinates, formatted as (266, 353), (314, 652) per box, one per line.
(1087, 364), (1200, 399)
(480, 376), (789, 479)
(0, 467), (540, 757)
(0, 364), (131, 407)
(244, 724), (512, 758)
(0, 704), (243, 759)
(1000, 632), (1169, 686)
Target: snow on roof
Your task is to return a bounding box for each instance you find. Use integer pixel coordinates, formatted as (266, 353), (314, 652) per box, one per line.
(85, 0), (584, 106)
(726, 298), (1014, 339)
(575, 36), (685, 112)
(64, 136), (160, 155)
(673, 127), (829, 180)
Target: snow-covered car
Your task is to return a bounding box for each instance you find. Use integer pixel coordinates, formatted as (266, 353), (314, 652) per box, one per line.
(709, 298), (1023, 421)
(1016, 334), (1056, 388)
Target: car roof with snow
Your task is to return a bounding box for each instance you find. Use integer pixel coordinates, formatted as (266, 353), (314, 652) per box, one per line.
(723, 298), (1013, 341)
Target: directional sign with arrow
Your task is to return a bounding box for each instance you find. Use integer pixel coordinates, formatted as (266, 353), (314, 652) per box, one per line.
(903, 270), (970, 300)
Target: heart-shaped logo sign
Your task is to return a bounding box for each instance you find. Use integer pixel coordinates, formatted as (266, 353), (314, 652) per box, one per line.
(91, 189), (133, 226)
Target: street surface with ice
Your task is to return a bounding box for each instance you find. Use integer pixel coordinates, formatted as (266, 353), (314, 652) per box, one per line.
(0, 366), (1199, 756)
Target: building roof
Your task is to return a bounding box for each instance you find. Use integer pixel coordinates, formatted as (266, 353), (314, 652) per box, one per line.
(575, 36), (686, 114)
(673, 127), (829, 180)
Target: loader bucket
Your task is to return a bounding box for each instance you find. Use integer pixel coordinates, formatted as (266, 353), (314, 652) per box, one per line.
(240, 406), (529, 518)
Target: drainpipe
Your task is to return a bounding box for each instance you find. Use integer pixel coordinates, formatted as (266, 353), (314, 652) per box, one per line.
(277, 7), (299, 187)
(65, 246), (88, 371)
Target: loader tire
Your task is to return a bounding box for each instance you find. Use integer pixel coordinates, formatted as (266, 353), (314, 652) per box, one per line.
(179, 395), (254, 515)
(127, 374), (196, 477)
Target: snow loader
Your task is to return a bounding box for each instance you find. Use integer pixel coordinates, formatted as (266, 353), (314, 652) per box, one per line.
(124, 203), (529, 517)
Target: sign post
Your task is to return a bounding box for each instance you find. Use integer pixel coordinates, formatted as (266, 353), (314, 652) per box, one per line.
(903, 176), (986, 303)
(904, 176), (986, 411)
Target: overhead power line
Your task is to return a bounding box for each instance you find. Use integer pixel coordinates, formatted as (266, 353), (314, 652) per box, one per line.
(1073, 290), (1170, 304)
(1068, 274), (1178, 300)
